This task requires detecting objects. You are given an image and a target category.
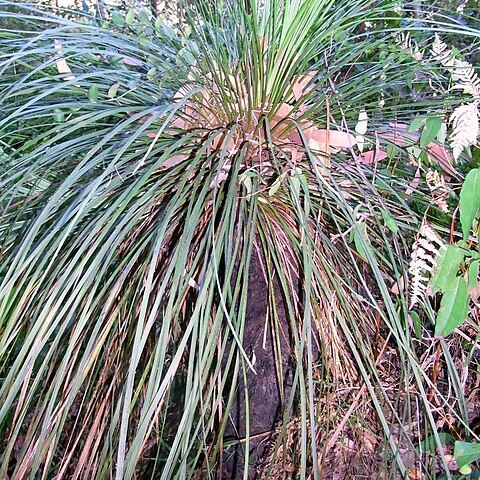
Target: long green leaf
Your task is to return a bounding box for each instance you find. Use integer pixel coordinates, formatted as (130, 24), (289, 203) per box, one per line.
(460, 168), (480, 240)
(435, 276), (469, 337)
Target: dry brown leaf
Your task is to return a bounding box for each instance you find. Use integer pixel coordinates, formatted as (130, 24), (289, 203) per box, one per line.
(162, 154), (189, 168)
(292, 71), (317, 101)
(271, 103), (296, 128)
(379, 124), (459, 177)
(307, 129), (356, 153)
(407, 468), (423, 480)
(425, 143), (459, 177)
(359, 149), (387, 164)
(405, 168), (422, 196)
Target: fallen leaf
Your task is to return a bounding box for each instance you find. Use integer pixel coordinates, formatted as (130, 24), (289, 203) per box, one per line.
(359, 149), (387, 164)
(379, 124), (459, 177)
(307, 129), (356, 153)
(292, 71), (317, 101)
(425, 143), (459, 177)
(405, 168), (421, 195)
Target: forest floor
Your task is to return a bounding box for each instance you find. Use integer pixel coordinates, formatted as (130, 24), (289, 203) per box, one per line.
(220, 254), (480, 480)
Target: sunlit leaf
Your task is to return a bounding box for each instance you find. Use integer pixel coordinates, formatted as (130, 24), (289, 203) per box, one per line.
(380, 208), (398, 234)
(468, 261), (479, 292)
(54, 40), (75, 81)
(111, 10), (125, 27)
(107, 82), (120, 99)
(408, 116), (425, 132)
(353, 222), (369, 261)
(125, 10), (135, 26)
(53, 108), (64, 123)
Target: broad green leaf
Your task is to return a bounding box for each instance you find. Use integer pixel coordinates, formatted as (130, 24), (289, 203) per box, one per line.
(88, 84), (99, 102)
(468, 261), (479, 291)
(380, 208), (398, 233)
(290, 173), (301, 199)
(269, 174), (285, 197)
(125, 10), (135, 26)
(386, 144), (402, 158)
(474, 145), (480, 164)
(434, 276), (469, 336)
(353, 222), (369, 261)
(408, 116), (425, 132)
(420, 117), (442, 148)
(459, 464), (472, 475)
(162, 24), (176, 39)
(107, 83), (119, 99)
(53, 108), (64, 123)
(459, 168), (480, 240)
(405, 73), (413, 90)
(178, 47), (195, 65)
(147, 67), (157, 80)
(385, 10), (402, 27)
(139, 36), (150, 48)
(139, 8), (150, 25)
(454, 441), (480, 470)
(437, 122), (447, 144)
(430, 245), (464, 294)
(239, 171), (256, 195)
(111, 11), (124, 27)
(406, 145), (423, 160)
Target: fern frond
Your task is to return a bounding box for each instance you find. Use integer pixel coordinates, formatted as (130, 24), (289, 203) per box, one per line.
(408, 220), (446, 310)
(396, 32), (423, 61)
(431, 34), (450, 64)
(430, 35), (480, 159)
(449, 103), (479, 160)
(430, 34), (480, 99)
(451, 61), (480, 97)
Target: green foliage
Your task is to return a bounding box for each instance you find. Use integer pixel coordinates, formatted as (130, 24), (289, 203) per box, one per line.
(431, 246), (465, 295)
(434, 276), (469, 336)
(460, 169), (480, 240)
(420, 117), (443, 149)
(428, 168), (480, 337)
(454, 441), (480, 474)
(420, 432), (453, 453)
(0, 1), (479, 479)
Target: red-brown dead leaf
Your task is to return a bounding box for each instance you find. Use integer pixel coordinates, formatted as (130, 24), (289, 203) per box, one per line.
(359, 149), (387, 164)
(425, 143), (459, 177)
(307, 129), (356, 153)
(405, 168), (421, 196)
(292, 71), (317, 101)
(271, 103), (296, 128)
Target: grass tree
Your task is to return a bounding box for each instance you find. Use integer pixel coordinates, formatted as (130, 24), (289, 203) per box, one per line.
(0, 0), (478, 478)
